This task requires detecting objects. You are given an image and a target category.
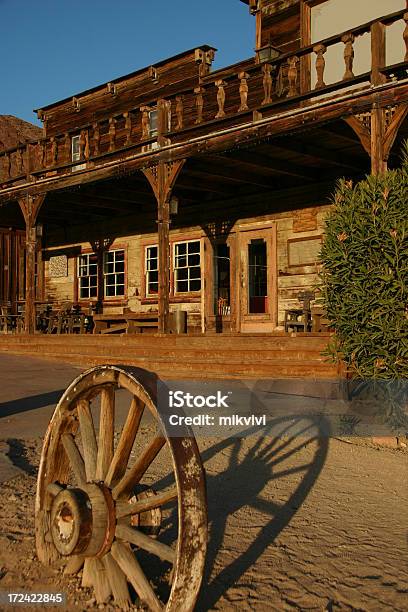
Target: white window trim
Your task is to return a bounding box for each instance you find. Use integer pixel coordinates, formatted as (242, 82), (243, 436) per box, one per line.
(71, 134), (86, 172)
(78, 253), (98, 300)
(173, 239), (202, 295)
(103, 249), (126, 298)
(145, 244), (159, 296)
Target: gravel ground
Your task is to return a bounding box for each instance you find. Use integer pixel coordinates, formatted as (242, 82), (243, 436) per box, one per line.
(0, 429), (407, 612)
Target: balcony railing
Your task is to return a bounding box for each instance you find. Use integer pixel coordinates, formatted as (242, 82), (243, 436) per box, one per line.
(1, 9), (407, 189)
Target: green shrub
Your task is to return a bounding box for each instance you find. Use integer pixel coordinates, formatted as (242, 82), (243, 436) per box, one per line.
(320, 149), (408, 379)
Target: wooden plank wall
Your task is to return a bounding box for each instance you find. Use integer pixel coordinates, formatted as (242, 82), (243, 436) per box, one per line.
(41, 49), (214, 137)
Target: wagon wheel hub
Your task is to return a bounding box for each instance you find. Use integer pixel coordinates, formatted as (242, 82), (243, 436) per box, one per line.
(50, 483), (115, 558)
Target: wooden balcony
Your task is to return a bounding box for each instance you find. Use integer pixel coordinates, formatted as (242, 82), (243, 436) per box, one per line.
(0, 9), (407, 202)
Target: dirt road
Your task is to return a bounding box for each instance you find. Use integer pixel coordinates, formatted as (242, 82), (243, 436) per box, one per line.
(0, 356), (407, 611)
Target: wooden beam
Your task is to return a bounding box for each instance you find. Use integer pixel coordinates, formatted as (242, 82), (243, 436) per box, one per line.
(371, 103), (386, 174)
(344, 116), (371, 155)
(18, 194), (46, 334)
(383, 103), (408, 160)
(216, 149), (316, 180)
(185, 165), (274, 190)
(142, 159), (185, 333)
(265, 138), (368, 171)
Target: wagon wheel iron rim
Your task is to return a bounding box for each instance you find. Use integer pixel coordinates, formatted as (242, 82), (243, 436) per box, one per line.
(35, 365), (208, 612)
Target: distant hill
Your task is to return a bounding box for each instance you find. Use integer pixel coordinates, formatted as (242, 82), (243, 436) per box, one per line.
(0, 115), (43, 152)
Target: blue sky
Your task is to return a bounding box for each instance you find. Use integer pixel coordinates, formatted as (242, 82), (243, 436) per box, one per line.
(0, 0), (254, 125)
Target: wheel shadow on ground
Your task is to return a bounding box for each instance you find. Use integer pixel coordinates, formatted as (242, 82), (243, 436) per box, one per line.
(196, 414), (330, 611)
(0, 390), (65, 418)
(5, 439), (37, 475)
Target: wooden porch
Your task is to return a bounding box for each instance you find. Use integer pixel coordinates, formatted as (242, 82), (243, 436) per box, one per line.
(0, 332), (340, 379)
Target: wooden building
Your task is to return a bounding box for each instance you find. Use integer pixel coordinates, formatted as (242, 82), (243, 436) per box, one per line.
(1, 0), (408, 348)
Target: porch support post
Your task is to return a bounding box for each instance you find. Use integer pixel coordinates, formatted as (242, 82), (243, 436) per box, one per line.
(370, 102), (386, 176)
(157, 162), (171, 333)
(18, 194), (46, 333)
(142, 159), (185, 334)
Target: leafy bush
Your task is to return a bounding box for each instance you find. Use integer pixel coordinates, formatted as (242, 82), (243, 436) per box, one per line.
(320, 150), (408, 379)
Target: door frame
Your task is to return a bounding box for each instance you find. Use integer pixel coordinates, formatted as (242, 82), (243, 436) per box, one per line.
(236, 222), (278, 333)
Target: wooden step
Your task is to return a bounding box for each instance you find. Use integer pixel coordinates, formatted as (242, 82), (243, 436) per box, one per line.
(0, 348), (339, 379)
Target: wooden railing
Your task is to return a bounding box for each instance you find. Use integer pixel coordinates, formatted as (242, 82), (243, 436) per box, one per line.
(1, 9), (407, 188)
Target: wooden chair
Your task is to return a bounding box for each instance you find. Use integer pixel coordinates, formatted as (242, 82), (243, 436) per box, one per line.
(217, 297), (231, 316)
(47, 302), (72, 334)
(284, 291), (314, 333)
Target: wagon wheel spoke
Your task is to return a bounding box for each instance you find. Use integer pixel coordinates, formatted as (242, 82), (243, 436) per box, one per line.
(112, 435), (166, 500)
(76, 398), (98, 481)
(61, 433), (86, 487)
(116, 486), (178, 519)
(93, 557), (112, 604)
(105, 396), (145, 487)
(63, 555), (84, 576)
(111, 541), (163, 612)
(103, 552), (132, 609)
(96, 385), (115, 481)
(116, 523), (176, 564)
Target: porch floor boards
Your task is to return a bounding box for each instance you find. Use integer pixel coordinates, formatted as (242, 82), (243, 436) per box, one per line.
(0, 333), (340, 379)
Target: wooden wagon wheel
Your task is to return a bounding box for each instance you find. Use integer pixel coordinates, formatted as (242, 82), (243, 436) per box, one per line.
(35, 365), (208, 611)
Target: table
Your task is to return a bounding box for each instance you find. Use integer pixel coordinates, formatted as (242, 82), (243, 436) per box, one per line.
(93, 312), (159, 334)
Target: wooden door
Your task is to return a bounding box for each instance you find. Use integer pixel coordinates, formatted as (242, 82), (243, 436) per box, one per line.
(237, 224), (277, 333)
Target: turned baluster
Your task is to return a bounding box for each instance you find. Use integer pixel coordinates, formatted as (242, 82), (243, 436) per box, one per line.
(93, 123), (100, 155)
(141, 107), (150, 140)
(109, 118), (116, 151)
(238, 72), (249, 112)
(314, 44), (326, 89)
(64, 133), (70, 163)
(287, 56), (299, 97)
(25, 144), (31, 178)
(342, 33), (355, 80)
(175, 95), (183, 130)
(262, 64), (273, 105)
(51, 137), (58, 166)
(215, 80), (227, 119)
(84, 130), (90, 160)
(4, 152), (11, 179)
(16, 147), (23, 174)
(40, 141), (46, 168)
(123, 112), (132, 145)
(404, 12), (408, 61)
(79, 130), (86, 160)
(194, 87), (204, 124)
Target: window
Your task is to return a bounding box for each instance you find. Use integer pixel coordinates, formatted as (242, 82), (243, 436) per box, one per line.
(104, 250), (125, 297)
(78, 253), (98, 299)
(148, 109), (158, 140)
(71, 134), (86, 171)
(248, 239), (267, 314)
(174, 240), (201, 293)
(71, 135), (80, 162)
(145, 245), (159, 295)
(143, 109), (159, 151)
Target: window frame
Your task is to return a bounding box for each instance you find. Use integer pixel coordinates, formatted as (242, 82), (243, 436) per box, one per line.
(144, 244), (159, 297)
(76, 246), (128, 304)
(77, 252), (99, 301)
(173, 239), (202, 295)
(103, 249), (126, 299)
